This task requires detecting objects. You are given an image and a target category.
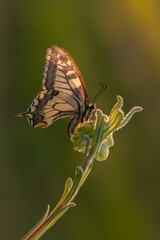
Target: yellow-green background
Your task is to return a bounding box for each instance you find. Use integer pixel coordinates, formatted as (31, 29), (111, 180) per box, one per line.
(1, 1), (160, 239)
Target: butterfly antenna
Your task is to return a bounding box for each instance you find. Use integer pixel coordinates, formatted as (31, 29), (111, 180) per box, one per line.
(93, 82), (107, 103)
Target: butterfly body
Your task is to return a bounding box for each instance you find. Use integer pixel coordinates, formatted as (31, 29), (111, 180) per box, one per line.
(17, 45), (96, 137)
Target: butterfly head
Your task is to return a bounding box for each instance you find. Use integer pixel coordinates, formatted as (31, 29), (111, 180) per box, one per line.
(89, 103), (96, 113)
(84, 103), (96, 122)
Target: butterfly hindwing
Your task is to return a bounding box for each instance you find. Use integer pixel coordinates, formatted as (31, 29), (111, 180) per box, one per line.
(23, 89), (80, 129)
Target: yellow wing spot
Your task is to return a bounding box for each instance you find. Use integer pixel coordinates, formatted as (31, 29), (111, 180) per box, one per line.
(39, 92), (45, 99)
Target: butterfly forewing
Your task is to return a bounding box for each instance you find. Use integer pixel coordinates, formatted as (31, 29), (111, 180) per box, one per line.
(42, 46), (89, 106)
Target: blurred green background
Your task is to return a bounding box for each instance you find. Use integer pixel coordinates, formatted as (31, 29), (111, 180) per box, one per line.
(1, 0), (160, 239)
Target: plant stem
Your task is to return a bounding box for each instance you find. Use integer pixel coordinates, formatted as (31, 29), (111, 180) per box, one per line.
(23, 146), (95, 240)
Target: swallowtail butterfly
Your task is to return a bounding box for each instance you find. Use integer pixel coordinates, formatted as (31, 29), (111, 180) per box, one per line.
(16, 45), (106, 137)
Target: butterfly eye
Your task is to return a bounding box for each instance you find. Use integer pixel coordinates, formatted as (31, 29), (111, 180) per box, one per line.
(91, 103), (96, 111)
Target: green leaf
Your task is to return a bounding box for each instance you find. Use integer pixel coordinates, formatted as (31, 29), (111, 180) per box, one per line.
(109, 95), (123, 122)
(117, 106), (143, 130)
(104, 110), (123, 138)
(63, 166), (83, 204)
(95, 134), (114, 161)
(71, 123), (93, 153)
(52, 177), (73, 213)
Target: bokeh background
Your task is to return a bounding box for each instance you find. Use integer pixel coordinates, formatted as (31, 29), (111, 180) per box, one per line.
(1, 0), (160, 239)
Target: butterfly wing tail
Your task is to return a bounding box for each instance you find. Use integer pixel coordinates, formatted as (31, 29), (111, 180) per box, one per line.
(14, 110), (48, 128)
(14, 112), (26, 117)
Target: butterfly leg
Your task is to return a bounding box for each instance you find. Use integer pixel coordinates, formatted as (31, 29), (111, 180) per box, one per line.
(68, 116), (79, 137)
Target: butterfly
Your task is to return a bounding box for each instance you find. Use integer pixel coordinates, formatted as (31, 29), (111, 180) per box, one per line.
(16, 45), (107, 137)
